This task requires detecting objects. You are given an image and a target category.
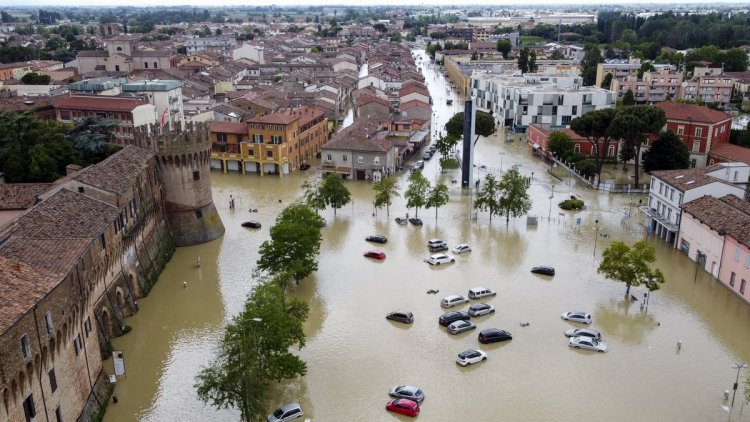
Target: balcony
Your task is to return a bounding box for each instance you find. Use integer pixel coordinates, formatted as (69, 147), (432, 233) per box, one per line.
(322, 160), (336, 167)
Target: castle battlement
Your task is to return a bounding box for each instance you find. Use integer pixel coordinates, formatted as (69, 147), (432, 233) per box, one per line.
(134, 122), (212, 156)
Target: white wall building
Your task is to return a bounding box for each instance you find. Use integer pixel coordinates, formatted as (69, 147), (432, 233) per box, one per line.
(471, 72), (615, 131)
(642, 163), (749, 245)
(122, 80), (185, 128)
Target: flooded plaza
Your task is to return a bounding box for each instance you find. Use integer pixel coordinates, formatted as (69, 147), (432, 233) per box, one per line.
(103, 52), (750, 422)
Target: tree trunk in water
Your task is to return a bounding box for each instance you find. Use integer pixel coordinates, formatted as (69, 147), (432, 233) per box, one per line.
(633, 145), (642, 187)
(625, 282), (631, 297)
(415, 207), (418, 218)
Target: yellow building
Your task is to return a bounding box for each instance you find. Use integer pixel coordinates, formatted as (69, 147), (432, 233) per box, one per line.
(209, 107), (328, 175)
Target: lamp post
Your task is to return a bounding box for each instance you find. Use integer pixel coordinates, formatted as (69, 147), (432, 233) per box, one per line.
(499, 152), (505, 173)
(731, 362), (748, 411)
(548, 185), (555, 221)
(593, 219), (600, 256)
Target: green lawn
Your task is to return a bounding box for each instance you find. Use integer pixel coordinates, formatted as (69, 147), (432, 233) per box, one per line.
(520, 36), (546, 46)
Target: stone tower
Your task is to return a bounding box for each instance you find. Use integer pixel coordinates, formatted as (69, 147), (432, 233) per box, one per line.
(135, 122), (225, 246)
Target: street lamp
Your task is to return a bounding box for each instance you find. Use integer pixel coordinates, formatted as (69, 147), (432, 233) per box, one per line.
(499, 152), (505, 173)
(548, 185), (555, 221)
(593, 219), (600, 256)
(731, 363), (748, 411)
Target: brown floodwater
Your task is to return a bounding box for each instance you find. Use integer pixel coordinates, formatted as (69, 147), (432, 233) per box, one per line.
(103, 51), (750, 422)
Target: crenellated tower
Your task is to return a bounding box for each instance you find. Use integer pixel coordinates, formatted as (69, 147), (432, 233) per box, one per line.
(135, 122), (225, 246)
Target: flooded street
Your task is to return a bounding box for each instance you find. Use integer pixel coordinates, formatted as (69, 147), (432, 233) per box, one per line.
(104, 52), (750, 422)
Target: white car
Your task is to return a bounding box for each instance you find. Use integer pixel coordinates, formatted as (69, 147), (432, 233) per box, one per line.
(267, 402), (304, 422)
(456, 349), (487, 366)
(564, 328), (602, 341)
(569, 336), (608, 353)
(427, 253), (455, 265)
(447, 320), (477, 335)
(561, 311), (592, 324)
(452, 243), (472, 254)
(441, 295), (469, 308)
(468, 303), (495, 317)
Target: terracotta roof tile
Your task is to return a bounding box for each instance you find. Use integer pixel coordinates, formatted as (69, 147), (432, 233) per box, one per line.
(0, 184), (52, 210)
(209, 121), (248, 134)
(681, 195), (750, 248)
(0, 237), (88, 275)
(247, 112), (297, 125)
(709, 143), (750, 166)
(655, 102), (733, 124)
(74, 146), (154, 195)
(55, 96), (149, 113)
(651, 166), (732, 192)
(0, 256), (61, 335)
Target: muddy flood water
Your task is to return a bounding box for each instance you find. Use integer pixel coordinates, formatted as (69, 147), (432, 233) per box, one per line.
(103, 52), (750, 422)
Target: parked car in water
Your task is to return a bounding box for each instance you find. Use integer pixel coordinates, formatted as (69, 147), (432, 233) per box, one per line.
(468, 303), (495, 317)
(385, 398), (420, 417)
(561, 311), (592, 324)
(438, 311), (471, 326)
(366, 235), (388, 244)
(440, 295), (469, 308)
(411, 161), (424, 171)
(242, 220), (262, 229)
(478, 328), (513, 344)
(427, 239), (446, 248)
(386, 310), (414, 324)
(388, 385), (425, 403)
(569, 336), (608, 353)
(267, 402), (304, 422)
(427, 254), (455, 266)
(468, 287), (496, 300)
(409, 217), (423, 226)
(447, 320), (477, 335)
(422, 151), (432, 160)
(364, 250), (386, 260)
(455, 349), (487, 366)
(395, 217), (408, 225)
(531, 266), (555, 276)
(564, 328), (602, 341)
(452, 243), (472, 254)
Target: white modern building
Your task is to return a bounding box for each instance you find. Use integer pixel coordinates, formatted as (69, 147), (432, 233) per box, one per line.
(122, 80), (185, 128)
(642, 163), (750, 245)
(186, 37), (237, 58)
(470, 72), (615, 131)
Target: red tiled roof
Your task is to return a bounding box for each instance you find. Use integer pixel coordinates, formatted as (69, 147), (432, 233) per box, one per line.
(709, 143), (750, 166)
(0, 183), (52, 210)
(209, 121), (248, 134)
(356, 95), (389, 108)
(0, 255), (62, 335)
(55, 96), (149, 113)
(400, 99), (431, 111)
(681, 195), (750, 248)
(247, 112), (297, 125)
(74, 145), (154, 195)
(655, 102), (732, 124)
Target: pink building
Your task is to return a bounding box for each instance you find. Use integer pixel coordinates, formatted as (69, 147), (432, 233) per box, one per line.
(679, 195), (750, 303)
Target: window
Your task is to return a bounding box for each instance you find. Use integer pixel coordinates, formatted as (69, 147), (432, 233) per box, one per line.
(115, 65), (120, 72)
(73, 334), (82, 356)
(695, 127), (702, 137)
(735, 248), (741, 261)
(326, 154), (332, 161)
(266, 150), (273, 157)
(608, 145), (615, 157)
(23, 394), (35, 422)
(573, 144), (580, 154)
(678, 194), (683, 205)
(734, 171), (738, 181)
(357, 156), (364, 164)
(342, 155), (347, 162)
(195, 209), (202, 218)
(692, 141), (700, 152)
(745, 255), (750, 269)
(45, 312), (54, 335)
(730, 272), (736, 287)
(373, 157), (380, 165)
(99, 233), (106, 250)
(48, 369), (57, 393)
(270, 135), (283, 144)
(741, 279), (747, 294)
(561, 116), (571, 124)
(572, 106), (577, 115)
(193, 171), (200, 181)
(670, 189), (674, 201)
(20, 334), (30, 361)
(78, 186), (84, 193)
(680, 239), (690, 254)
(216, 133), (227, 143)
(253, 134), (263, 143)
(144, 62), (149, 69)
(677, 125), (684, 135)
(153, 61), (158, 69)
(84, 317), (92, 337)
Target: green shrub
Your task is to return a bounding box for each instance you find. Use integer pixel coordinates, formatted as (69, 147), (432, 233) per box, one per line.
(559, 199), (585, 210)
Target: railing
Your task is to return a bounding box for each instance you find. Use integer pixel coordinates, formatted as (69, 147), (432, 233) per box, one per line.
(322, 160), (335, 167)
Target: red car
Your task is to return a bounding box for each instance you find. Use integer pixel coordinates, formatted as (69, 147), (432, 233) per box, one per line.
(386, 398), (420, 417)
(364, 250), (386, 260)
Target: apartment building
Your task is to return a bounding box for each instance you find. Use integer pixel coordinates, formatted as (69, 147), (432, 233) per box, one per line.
(122, 80), (185, 128)
(54, 96), (157, 144)
(185, 37), (237, 58)
(655, 102), (733, 168)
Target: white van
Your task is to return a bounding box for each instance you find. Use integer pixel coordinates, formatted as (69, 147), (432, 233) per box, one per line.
(468, 287), (496, 300)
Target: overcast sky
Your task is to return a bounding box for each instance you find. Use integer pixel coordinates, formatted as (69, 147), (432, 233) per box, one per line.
(2, 0), (749, 6)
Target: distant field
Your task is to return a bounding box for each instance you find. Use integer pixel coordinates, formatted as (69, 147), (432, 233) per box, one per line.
(520, 36), (546, 46)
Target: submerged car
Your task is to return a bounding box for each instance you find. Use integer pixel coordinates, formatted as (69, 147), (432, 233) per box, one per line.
(395, 217), (408, 225)
(440, 295), (469, 308)
(388, 385), (425, 403)
(366, 235), (388, 244)
(409, 217), (423, 226)
(569, 336), (608, 353)
(478, 328), (513, 344)
(456, 349), (487, 366)
(427, 239), (447, 248)
(427, 254), (455, 265)
(468, 287), (496, 300)
(242, 220), (262, 229)
(386, 398), (420, 417)
(561, 311), (592, 324)
(468, 303), (495, 317)
(438, 311), (471, 326)
(386, 310), (414, 324)
(452, 244), (472, 254)
(364, 250), (386, 260)
(267, 402), (304, 422)
(531, 266), (555, 276)
(447, 320), (477, 335)
(564, 328), (602, 341)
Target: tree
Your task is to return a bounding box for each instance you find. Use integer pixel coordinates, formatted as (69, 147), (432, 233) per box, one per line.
(621, 88), (635, 106)
(618, 139), (636, 169)
(445, 111), (496, 138)
(610, 105), (666, 187)
(580, 44), (602, 86)
(301, 179), (325, 214)
(528, 50), (538, 73)
(497, 167), (532, 224)
(425, 183), (449, 219)
(256, 203), (325, 285)
(496, 38), (511, 59)
(473, 173), (501, 223)
(643, 130), (691, 173)
(434, 134), (460, 164)
(404, 170), (429, 218)
(547, 131), (575, 161)
(373, 177), (399, 216)
(600, 73), (614, 89)
(638, 62), (656, 78)
(470, 51), (479, 60)
(570, 108), (617, 187)
(598, 240), (665, 296)
(20, 72), (51, 85)
(319, 173), (351, 216)
(517, 47), (530, 73)
(66, 116), (117, 163)
(195, 281), (308, 422)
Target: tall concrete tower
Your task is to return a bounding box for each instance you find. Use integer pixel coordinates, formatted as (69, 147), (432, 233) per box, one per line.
(135, 122), (225, 246)
(461, 99), (476, 188)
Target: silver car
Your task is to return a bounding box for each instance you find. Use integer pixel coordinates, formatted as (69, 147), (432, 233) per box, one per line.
(447, 320), (477, 335)
(564, 328), (602, 341)
(388, 385), (425, 403)
(561, 311), (592, 324)
(267, 402), (304, 422)
(468, 303), (495, 317)
(569, 336), (608, 353)
(441, 295), (469, 308)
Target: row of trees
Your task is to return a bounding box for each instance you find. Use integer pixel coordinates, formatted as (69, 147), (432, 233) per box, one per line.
(196, 202), (324, 421)
(474, 167), (532, 224)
